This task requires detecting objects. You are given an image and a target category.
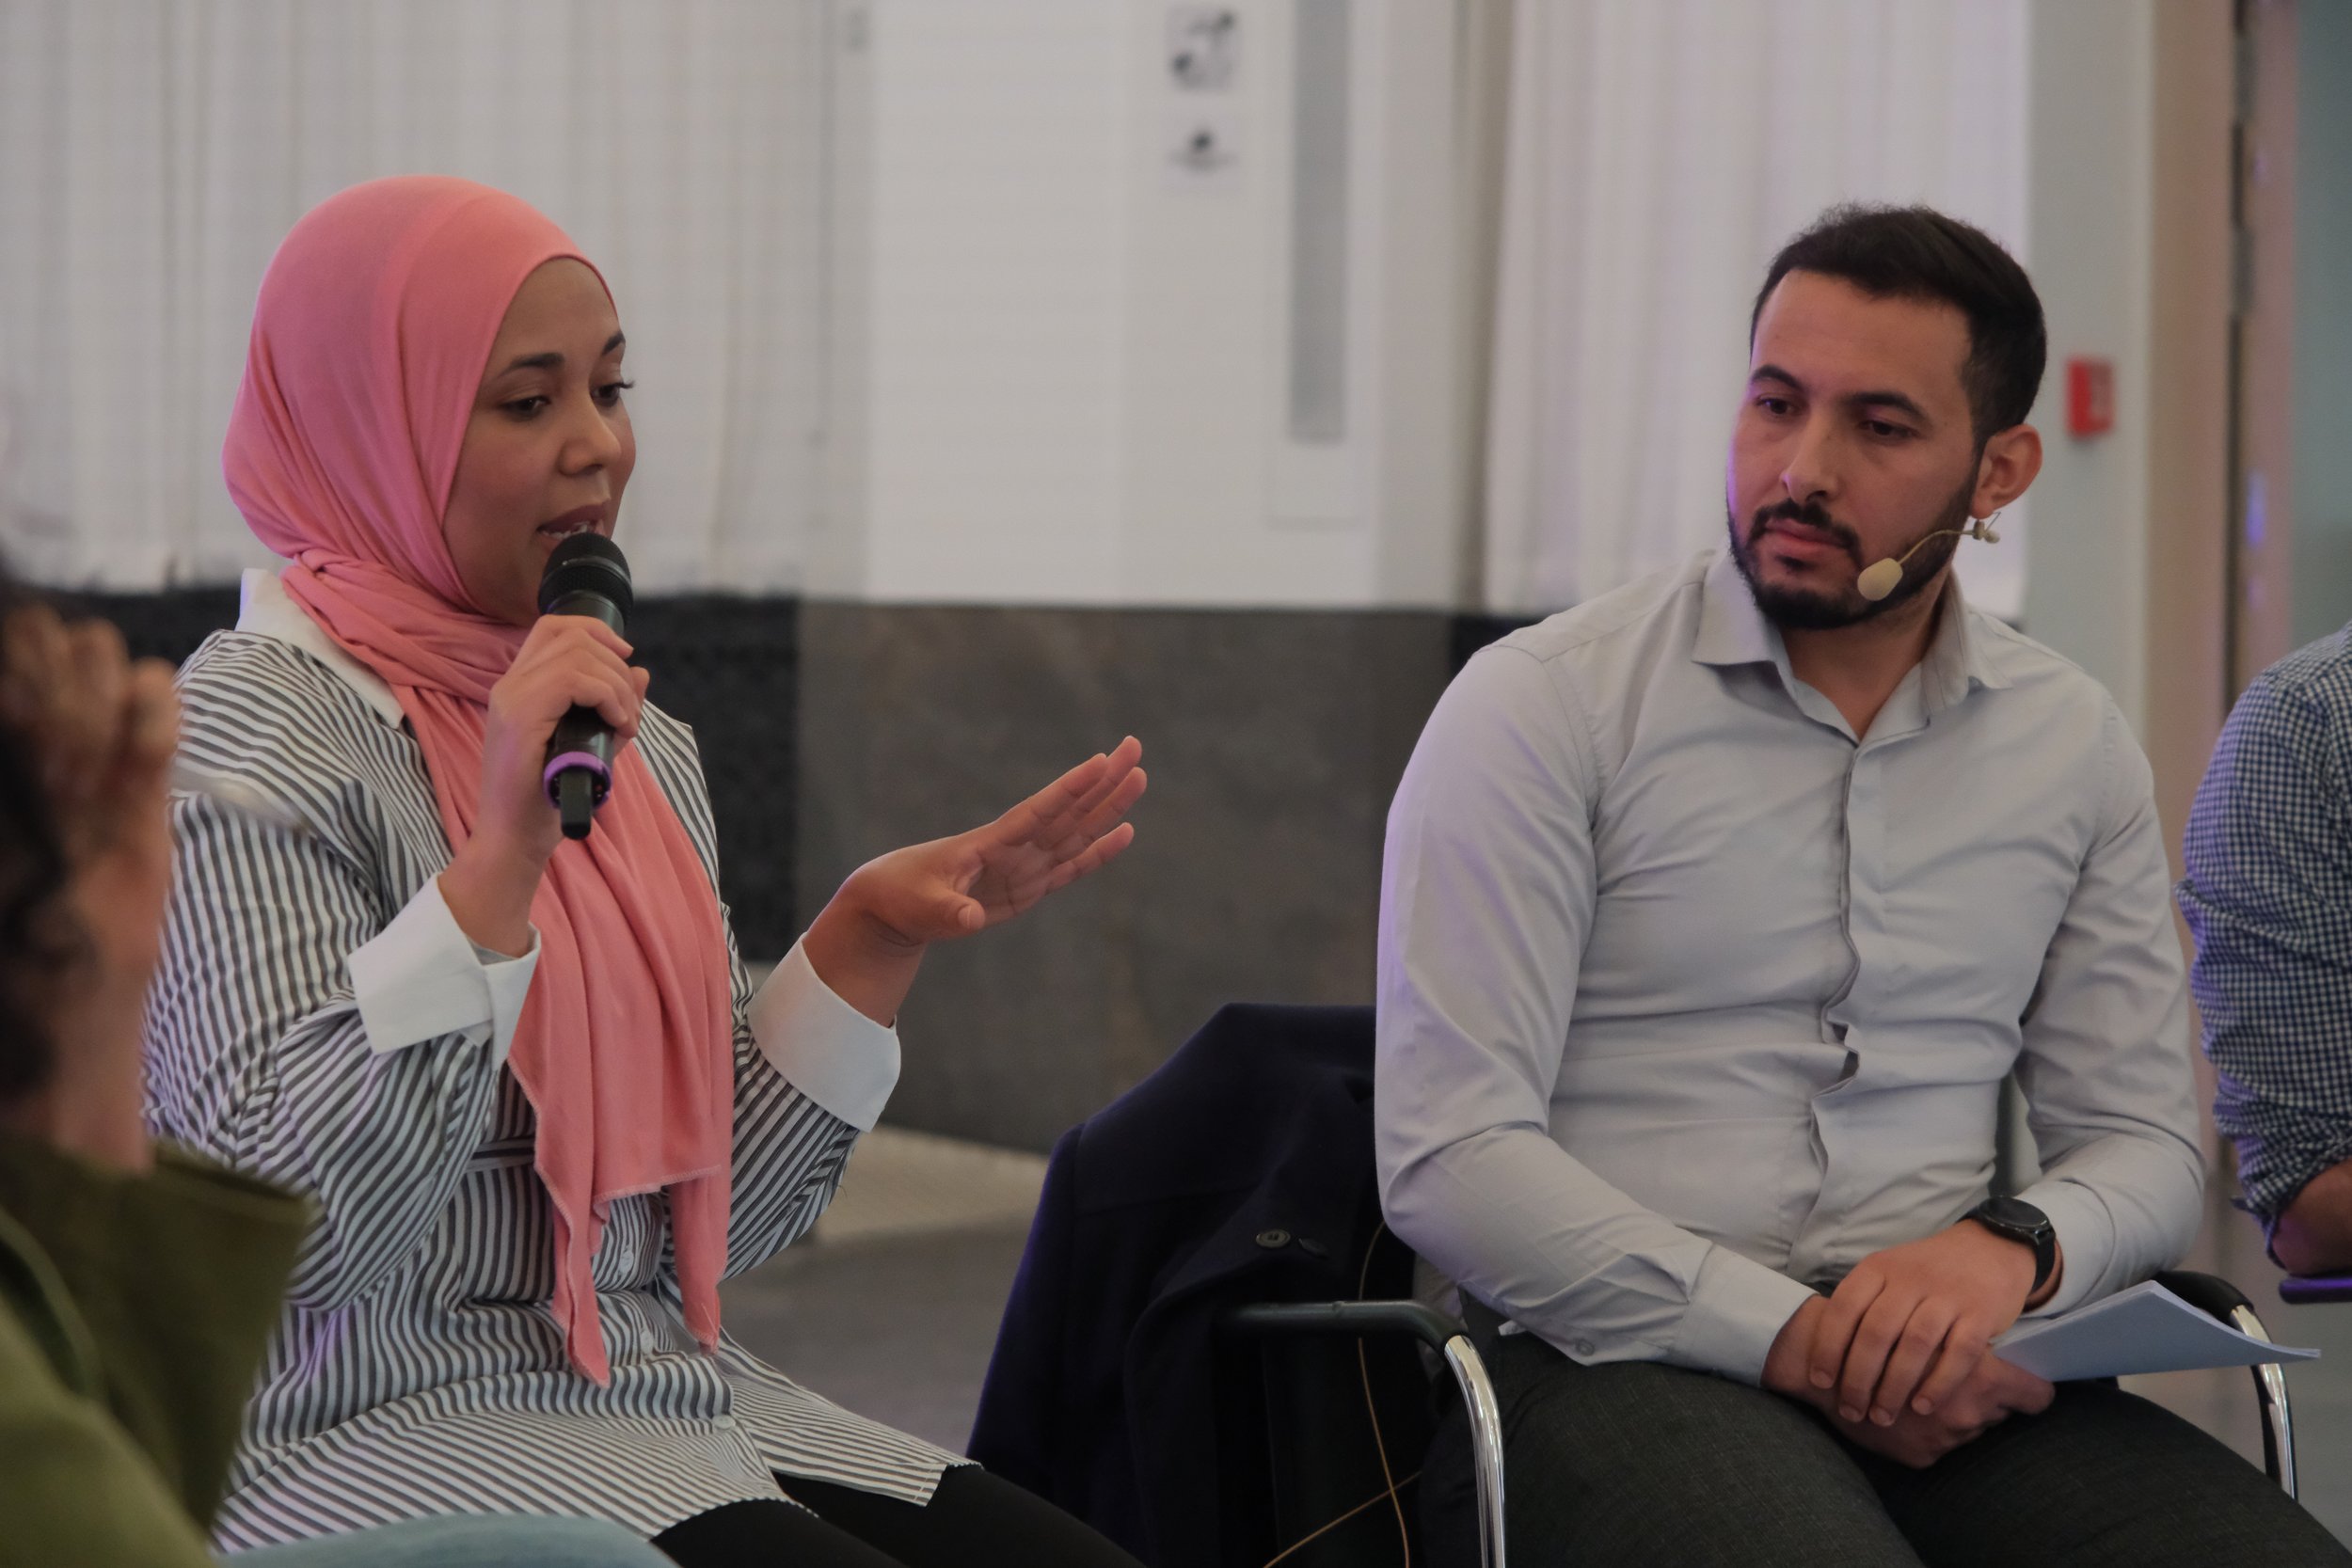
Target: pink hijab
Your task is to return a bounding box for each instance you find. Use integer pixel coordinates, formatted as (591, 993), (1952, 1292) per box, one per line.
(222, 176), (734, 1385)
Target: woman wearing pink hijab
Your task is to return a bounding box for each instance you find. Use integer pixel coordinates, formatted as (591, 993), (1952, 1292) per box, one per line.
(144, 177), (1147, 1568)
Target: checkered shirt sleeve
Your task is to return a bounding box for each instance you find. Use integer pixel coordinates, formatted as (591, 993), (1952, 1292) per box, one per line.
(2178, 628), (2352, 1228)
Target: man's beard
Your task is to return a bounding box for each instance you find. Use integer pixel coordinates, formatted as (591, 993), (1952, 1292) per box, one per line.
(1727, 473), (1976, 631)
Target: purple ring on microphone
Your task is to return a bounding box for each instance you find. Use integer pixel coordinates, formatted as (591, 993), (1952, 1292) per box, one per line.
(542, 752), (612, 806)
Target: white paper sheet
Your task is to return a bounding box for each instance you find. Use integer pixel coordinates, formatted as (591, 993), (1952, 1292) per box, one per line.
(1991, 1280), (2319, 1381)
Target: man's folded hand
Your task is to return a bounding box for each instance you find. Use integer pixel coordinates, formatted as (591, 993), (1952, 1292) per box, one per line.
(1761, 1225), (2059, 1466)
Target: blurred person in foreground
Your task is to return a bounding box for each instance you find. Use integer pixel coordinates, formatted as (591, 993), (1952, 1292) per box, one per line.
(0, 594), (673, 1566)
(2178, 628), (2352, 1278)
(142, 177), (1146, 1568)
(1378, 204), (2347, 1565)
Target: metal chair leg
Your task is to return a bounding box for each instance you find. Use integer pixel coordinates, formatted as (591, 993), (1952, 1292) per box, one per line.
(1440, 1333), (1507, 1568)
(2153, 1269), (2298, 1497)
(2226, 1302), (2297, 1499)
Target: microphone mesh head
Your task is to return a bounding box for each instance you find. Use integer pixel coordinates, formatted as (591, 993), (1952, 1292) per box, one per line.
(538, 531), (633, 618)
(1856, 558), (1903, 602)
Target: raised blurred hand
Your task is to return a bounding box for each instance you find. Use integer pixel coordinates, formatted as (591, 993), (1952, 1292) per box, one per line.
(0, 603), (180, 1170)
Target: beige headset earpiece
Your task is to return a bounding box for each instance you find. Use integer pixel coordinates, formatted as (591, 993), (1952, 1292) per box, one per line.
(1856, 510), (2004, 602)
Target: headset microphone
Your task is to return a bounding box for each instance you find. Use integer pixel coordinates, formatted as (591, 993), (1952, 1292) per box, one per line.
(1855, 514), (2001, 602)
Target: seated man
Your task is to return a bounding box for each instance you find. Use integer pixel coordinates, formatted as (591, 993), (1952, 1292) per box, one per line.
(2179, 629), (2352, 1276)
(1376, 204), (2345, 1566)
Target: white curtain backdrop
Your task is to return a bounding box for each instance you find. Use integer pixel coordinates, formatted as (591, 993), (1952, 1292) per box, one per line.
(0, 0), (828, 593)
(1484, 0), (2030, 617)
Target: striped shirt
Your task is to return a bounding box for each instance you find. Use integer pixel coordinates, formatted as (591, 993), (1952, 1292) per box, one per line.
(144, 571), (962, 1550)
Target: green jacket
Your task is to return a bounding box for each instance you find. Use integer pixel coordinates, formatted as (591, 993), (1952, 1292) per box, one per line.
(0, 1132), (307, 1566)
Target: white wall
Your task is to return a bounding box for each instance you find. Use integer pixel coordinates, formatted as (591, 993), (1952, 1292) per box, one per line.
(0, 1), (831, 594)
(814, 0), (1473, 609)
(826, 0), (2173, 649)
(2019, 0), (2157, 731)
(0, 0), (2172, 626)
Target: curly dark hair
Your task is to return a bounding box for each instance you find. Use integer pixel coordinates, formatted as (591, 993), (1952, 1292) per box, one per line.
(0, 587), (87, 1107)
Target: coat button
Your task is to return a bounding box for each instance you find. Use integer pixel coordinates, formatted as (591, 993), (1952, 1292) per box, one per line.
(1298, 1237), (1328, 1259)
(1255, 1228), (1293, 1249)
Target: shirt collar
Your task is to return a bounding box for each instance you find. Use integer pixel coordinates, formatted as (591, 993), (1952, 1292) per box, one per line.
(1692, 546), (1782, 671)
(1917, 569), (2012, 707)
(235, 568), (409, 729)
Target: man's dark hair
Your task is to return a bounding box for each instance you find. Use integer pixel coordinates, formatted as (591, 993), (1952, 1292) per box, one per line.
(1751, 204), (2047, 442)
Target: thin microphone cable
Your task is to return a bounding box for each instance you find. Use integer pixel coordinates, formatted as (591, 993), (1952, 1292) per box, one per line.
(1257, 1218), (1419, 1568)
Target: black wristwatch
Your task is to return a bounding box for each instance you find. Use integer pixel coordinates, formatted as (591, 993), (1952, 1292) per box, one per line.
(1967, 1196), (2057, 1294)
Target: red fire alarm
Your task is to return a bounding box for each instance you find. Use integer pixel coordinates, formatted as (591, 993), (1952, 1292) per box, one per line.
(2067, 356), (2115, 436)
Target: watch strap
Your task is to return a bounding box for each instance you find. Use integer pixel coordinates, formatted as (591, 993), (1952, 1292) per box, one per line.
(1968, 1198), (2056, 1293)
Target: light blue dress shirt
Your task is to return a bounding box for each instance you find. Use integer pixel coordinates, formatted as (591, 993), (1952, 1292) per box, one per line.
(1376, 546), (2201, 1386)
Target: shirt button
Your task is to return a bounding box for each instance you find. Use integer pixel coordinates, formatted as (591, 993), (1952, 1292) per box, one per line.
(1573, 1338), (1597, 1357)
(1255, 1228), (1293, 1249)
(712, 1415), (738, 1432)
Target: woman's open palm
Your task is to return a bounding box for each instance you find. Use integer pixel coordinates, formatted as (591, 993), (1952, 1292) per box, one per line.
(850, 736), (1147, 947)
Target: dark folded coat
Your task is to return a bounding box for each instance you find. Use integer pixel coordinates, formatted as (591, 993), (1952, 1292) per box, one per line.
(968, 1002), (1387, 1567)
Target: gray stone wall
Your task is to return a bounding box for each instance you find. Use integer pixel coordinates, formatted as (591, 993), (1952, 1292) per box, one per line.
(796, 602), (1458, 1152)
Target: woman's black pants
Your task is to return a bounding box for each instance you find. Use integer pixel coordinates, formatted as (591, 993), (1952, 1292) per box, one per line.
(651, 1465), (1140, 1568)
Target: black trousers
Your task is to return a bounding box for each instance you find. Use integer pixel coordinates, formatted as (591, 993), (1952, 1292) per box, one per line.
(1421, 1327), (2350, 1568)
(651, 1465), (1141, 1568)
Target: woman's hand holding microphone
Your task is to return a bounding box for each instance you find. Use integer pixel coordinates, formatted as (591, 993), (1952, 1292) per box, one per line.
(440, 614), (646, 957)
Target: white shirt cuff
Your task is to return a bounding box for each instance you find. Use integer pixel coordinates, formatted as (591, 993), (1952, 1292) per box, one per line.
(347, 878), (541, 1067)
(1666, 1246), (1822, 1386)
(2012, 1179), (2118, 1319)
(749, 938), (901, 1132)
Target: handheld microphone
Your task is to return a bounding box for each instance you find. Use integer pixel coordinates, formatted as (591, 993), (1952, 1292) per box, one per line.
(536, 532), (634, 841)
(1855, 514), (2001, 602)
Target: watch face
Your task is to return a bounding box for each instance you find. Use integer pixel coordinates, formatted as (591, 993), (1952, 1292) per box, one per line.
(1978, 1196), (2050, 1235)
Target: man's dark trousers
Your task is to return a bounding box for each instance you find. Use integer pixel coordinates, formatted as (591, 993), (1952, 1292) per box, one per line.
(1421, 1323), (2348, 1566)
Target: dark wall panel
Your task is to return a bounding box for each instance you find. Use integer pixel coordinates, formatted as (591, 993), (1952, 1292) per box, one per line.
(796, 602), (1456, 1152)
(629, 597), (800, 958)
